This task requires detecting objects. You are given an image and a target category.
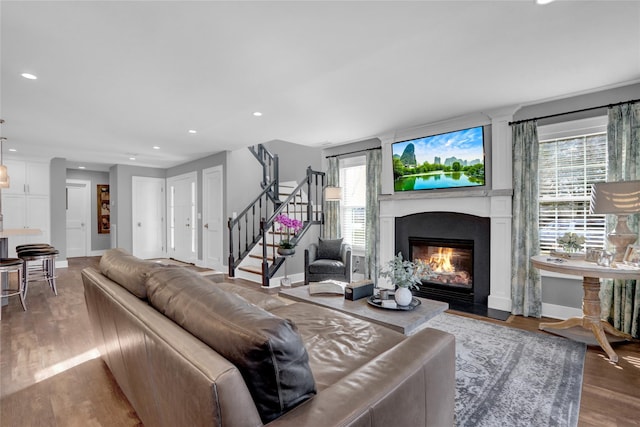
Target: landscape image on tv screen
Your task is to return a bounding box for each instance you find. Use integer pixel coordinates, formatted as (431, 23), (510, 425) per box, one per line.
(392, 126), (485, 192)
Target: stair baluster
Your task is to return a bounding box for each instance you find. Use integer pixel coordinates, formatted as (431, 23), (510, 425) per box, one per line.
(229, 144), (326, 286)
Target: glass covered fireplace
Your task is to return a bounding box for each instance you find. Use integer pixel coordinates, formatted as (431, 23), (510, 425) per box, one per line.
(409, 237), (474, 302)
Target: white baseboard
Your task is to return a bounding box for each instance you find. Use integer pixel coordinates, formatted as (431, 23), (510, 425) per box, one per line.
(488, 294), (512, 312)
(541, 303), (583, 320)
(56, 260), (69, 269)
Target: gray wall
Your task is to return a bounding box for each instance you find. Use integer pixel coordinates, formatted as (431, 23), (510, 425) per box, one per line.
(514, 83), (640, 125)
(265, 140), (323, 274)
(111, 164), (166, 253)
(166, 151), (227, 259)
(264, 140), (323, 182)
(66, 169), (111, 252)
(226, 148), (263, 222)
(224, 142), (324, 274)
(322, 137), (381, 162)
(224, 141), (324, 223)
(50, 158), (67, 259)
(513, 82), (640, 312)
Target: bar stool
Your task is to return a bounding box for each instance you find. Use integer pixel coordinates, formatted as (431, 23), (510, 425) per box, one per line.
(16, 243), (53, 251)
(0, 258), (26, 311)
(16, 244), (54, 283)
(17, 247), (59, 298)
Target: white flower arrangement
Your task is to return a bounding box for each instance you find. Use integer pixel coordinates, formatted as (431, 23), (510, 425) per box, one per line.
(379, 252), (431, 290)
(557, 232), (586, 253)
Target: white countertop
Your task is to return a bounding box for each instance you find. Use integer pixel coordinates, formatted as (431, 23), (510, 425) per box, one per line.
(0, 228), (42, 238)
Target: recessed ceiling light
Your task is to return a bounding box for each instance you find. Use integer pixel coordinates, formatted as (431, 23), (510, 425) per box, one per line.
(78, 166), (86, 169)
(153, 146), (160, 150)
(253, 112), (263, 117)
(21, 73), (37, 80)
(536, 0), (555, 4)
(188, 129), (197, 134)
(8, 148), (16, 152)
(129, 157), (136, 161)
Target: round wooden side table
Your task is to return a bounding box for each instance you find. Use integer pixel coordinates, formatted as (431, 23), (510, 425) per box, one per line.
(531, 255), (639, 363)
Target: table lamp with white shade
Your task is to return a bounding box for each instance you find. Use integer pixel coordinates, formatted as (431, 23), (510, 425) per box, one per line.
(324, 186), (342, 202)
(590, 180), (640, 261)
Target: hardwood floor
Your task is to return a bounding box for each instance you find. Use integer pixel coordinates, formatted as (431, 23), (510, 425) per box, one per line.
(1, 257), (639, 426)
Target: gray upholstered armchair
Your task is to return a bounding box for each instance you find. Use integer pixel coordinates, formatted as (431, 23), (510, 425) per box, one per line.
(304, 238), (352, 285)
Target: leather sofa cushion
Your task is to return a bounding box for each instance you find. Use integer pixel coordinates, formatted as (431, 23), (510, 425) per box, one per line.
(145, 267), (316, 423)
(99, 248), (160, 299)
(308, 259), (345, 274)
(270, 302), (406, 390)
(215, 281), (288, 311)
(317, 237), (343, 260)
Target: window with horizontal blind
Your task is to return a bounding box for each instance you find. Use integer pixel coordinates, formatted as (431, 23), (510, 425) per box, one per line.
(538, 116), (608, 253)
(339, 156), (366, 254)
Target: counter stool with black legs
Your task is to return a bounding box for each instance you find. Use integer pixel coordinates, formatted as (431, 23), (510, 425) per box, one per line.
(15, 244), (55, 281)
(17, 246), (59, 298)
(0, 258), (26, 312)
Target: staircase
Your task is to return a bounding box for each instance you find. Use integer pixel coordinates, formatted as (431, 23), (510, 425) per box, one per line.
(228, 144), (326, 287)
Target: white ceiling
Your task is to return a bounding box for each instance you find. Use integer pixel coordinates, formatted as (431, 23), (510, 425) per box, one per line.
(1, 1), (639, 170)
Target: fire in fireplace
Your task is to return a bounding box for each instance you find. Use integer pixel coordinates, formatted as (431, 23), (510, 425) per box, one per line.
(409, 237), (474, 293)
(396, 212), (490, 313)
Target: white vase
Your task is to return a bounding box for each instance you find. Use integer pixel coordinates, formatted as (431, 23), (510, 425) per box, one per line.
(395, 287), (412, 306)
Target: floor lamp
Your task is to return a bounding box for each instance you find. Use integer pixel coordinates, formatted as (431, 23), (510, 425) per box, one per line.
(590, 180), (640, 261)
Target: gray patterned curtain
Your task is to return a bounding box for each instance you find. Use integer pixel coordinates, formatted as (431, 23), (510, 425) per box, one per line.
(365, 149), (381, 280)
(601, 103), (640, 338)
(511, 121), (542, 317)
(324, 157), (340, 239)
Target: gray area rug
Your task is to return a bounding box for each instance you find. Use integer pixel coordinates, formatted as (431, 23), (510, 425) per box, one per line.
(427, 313), (586, 427)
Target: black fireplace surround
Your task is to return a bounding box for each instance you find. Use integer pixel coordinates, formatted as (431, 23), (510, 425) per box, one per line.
(395, 212), (490, 309)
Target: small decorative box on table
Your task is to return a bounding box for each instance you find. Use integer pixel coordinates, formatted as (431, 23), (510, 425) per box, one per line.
(345, 279), (374, 301)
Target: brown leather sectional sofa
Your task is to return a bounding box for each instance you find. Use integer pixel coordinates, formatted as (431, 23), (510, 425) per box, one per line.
(82, 248), (455, 426)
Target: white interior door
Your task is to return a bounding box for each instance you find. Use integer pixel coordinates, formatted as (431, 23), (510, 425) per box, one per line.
(132, 176), (166, 259)
(167, 172), (197, 262)
(66, 180), (90, 258)
(202, 166), (224, 270)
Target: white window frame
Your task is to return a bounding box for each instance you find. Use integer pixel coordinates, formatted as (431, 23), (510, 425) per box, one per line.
(339, 155), (367, 256)
(537, 116), (608, 259)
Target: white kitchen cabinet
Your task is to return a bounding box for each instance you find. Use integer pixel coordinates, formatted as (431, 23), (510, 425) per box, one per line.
(3, 160), (49, 196)
(0, 160), (50, 257)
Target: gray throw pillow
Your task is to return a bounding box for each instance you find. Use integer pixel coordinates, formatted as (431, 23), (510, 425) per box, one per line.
(145, 267), (316, 423)
(318, 237), (343, 260)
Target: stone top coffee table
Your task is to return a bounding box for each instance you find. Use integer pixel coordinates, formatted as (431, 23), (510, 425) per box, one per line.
(279, 285), (448, 336)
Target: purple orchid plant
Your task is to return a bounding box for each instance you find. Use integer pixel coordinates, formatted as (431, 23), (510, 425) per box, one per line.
(274, 214), (304, 249)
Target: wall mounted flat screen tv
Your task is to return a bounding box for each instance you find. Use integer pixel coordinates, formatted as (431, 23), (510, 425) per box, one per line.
(392, 125), (485, 192)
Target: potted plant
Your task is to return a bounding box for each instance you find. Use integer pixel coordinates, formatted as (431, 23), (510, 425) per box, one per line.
(274, 213), (303, 256)
(553, 232), (586, 260)
(557, 232), (585, 253)
(379, 252), (431, 306)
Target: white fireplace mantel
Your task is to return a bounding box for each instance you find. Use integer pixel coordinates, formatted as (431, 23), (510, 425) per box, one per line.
(379, 188), (512, 218)
(379, 189), (513, 312)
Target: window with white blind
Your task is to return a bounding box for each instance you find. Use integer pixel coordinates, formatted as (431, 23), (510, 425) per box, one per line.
(339, 156), (366, 254)
(538, 116), (608, 253)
